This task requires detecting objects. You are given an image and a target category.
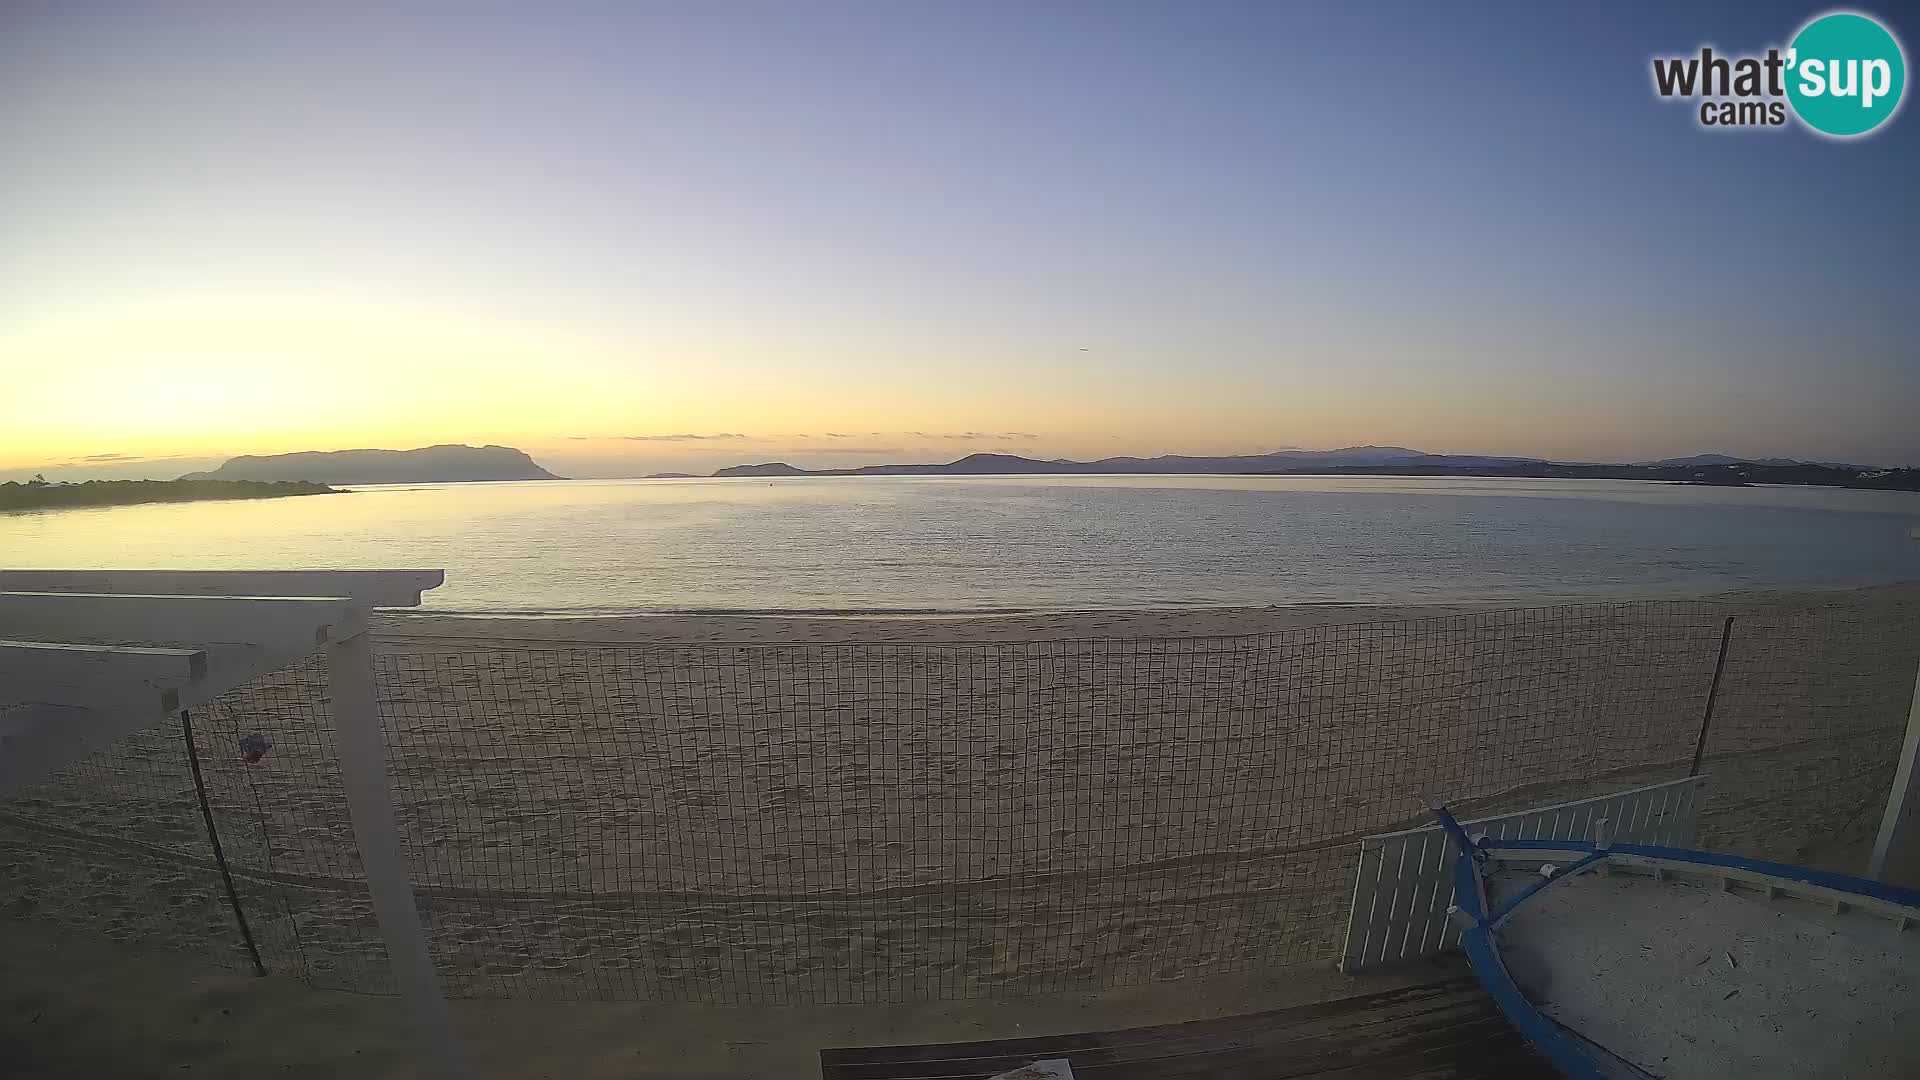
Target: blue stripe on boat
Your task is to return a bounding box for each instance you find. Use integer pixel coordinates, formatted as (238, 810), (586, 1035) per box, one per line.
(1476, 840), (1920, 909)
(1434, 805), (1920, 1078)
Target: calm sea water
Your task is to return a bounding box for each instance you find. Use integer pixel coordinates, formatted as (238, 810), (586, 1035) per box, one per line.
(4, 476), (1918, 614)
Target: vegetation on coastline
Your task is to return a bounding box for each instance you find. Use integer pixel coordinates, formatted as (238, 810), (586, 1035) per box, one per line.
(0, 475), (340, 512)
(1263, 461), (1920, 490)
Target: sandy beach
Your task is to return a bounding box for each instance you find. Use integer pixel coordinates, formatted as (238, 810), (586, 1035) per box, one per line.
(0, 913), (1459, 1079)
(6, 585), (1915, 1011)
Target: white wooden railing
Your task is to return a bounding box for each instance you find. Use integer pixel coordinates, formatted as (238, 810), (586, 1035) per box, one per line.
(0, 569), (467, 1079)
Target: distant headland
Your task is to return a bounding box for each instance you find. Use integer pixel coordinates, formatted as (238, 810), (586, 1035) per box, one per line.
(1, 476), (339, 513)
(3, 443), (565, 512)
(181, 444), (563, 485)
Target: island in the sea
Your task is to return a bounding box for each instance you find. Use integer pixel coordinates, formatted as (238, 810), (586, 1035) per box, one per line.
(1, 477), (339, 513)
(181, 443), (562, 485)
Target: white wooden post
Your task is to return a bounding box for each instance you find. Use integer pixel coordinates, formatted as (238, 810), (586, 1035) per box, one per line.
(1869, 660), (1920, 883)
(326, 630), (469, 1079)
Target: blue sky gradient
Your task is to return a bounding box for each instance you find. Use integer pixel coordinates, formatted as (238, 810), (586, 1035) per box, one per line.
(2, 2), (1915, 477)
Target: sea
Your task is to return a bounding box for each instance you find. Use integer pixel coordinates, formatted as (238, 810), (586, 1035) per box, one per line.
(5, 475), (1918, 615)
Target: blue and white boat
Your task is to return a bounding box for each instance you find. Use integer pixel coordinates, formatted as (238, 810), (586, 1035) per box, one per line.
(1434, 804), (1920, 1079)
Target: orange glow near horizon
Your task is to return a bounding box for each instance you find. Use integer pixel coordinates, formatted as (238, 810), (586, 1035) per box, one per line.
(4, 285), (1912, 478)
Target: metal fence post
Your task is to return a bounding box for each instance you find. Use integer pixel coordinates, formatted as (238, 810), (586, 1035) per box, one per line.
(180, 708), (266, 976)
(1688, 616), (1736, 777)
(326, 630), (470, 1079)
(1868, 659), (1920, 883)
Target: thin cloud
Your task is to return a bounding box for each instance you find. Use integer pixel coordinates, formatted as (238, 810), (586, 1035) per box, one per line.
(613, 433), (749, 442)
(49, 453), (193, 467)
(566, 433), (750, 442)
(929, 431), (1039, 441)
(825, 432), (851, 438)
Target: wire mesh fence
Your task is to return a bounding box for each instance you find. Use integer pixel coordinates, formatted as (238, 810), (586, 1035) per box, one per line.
(3, 591), (1915, 1005)
(1692, 591), (1920, 863)
(0, 713), (261, 973)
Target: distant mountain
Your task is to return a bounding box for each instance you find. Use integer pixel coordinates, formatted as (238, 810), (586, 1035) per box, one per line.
(706, 447), (1545, 478)
(714, 462), (811, 477)
(1075, 447), (1546, 473)
(1646, 453), (1753, 467)
(1260, 460), (1920, 490)
(182, 444), (562, 484)
(696, 449), (1920, 492)
(1645, 453), (1870, 470)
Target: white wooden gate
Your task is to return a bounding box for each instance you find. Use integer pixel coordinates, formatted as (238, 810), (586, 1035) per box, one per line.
(1339, 776), (1706, 973)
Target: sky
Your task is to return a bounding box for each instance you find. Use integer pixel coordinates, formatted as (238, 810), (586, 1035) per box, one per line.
(2, 1), (1916, 481)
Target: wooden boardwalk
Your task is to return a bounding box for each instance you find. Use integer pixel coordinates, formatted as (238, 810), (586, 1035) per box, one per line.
(819, 975), (1552, 1079)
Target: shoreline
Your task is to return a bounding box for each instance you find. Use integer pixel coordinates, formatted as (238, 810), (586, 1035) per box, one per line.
(0, 479), (340, 514)
(382, 577), (1920, 621)
(372, 580), (1920, 647)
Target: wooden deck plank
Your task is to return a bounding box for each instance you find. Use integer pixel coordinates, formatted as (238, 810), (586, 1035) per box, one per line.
(824, 1008), (1505, 1080)
(821, 980), (1471, 1067)
(823, 997), (1495, 1079)
(820, 976), (1551, 1080)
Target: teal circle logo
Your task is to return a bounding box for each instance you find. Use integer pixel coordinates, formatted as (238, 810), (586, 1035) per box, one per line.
(1786, 11), (1906, 137)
